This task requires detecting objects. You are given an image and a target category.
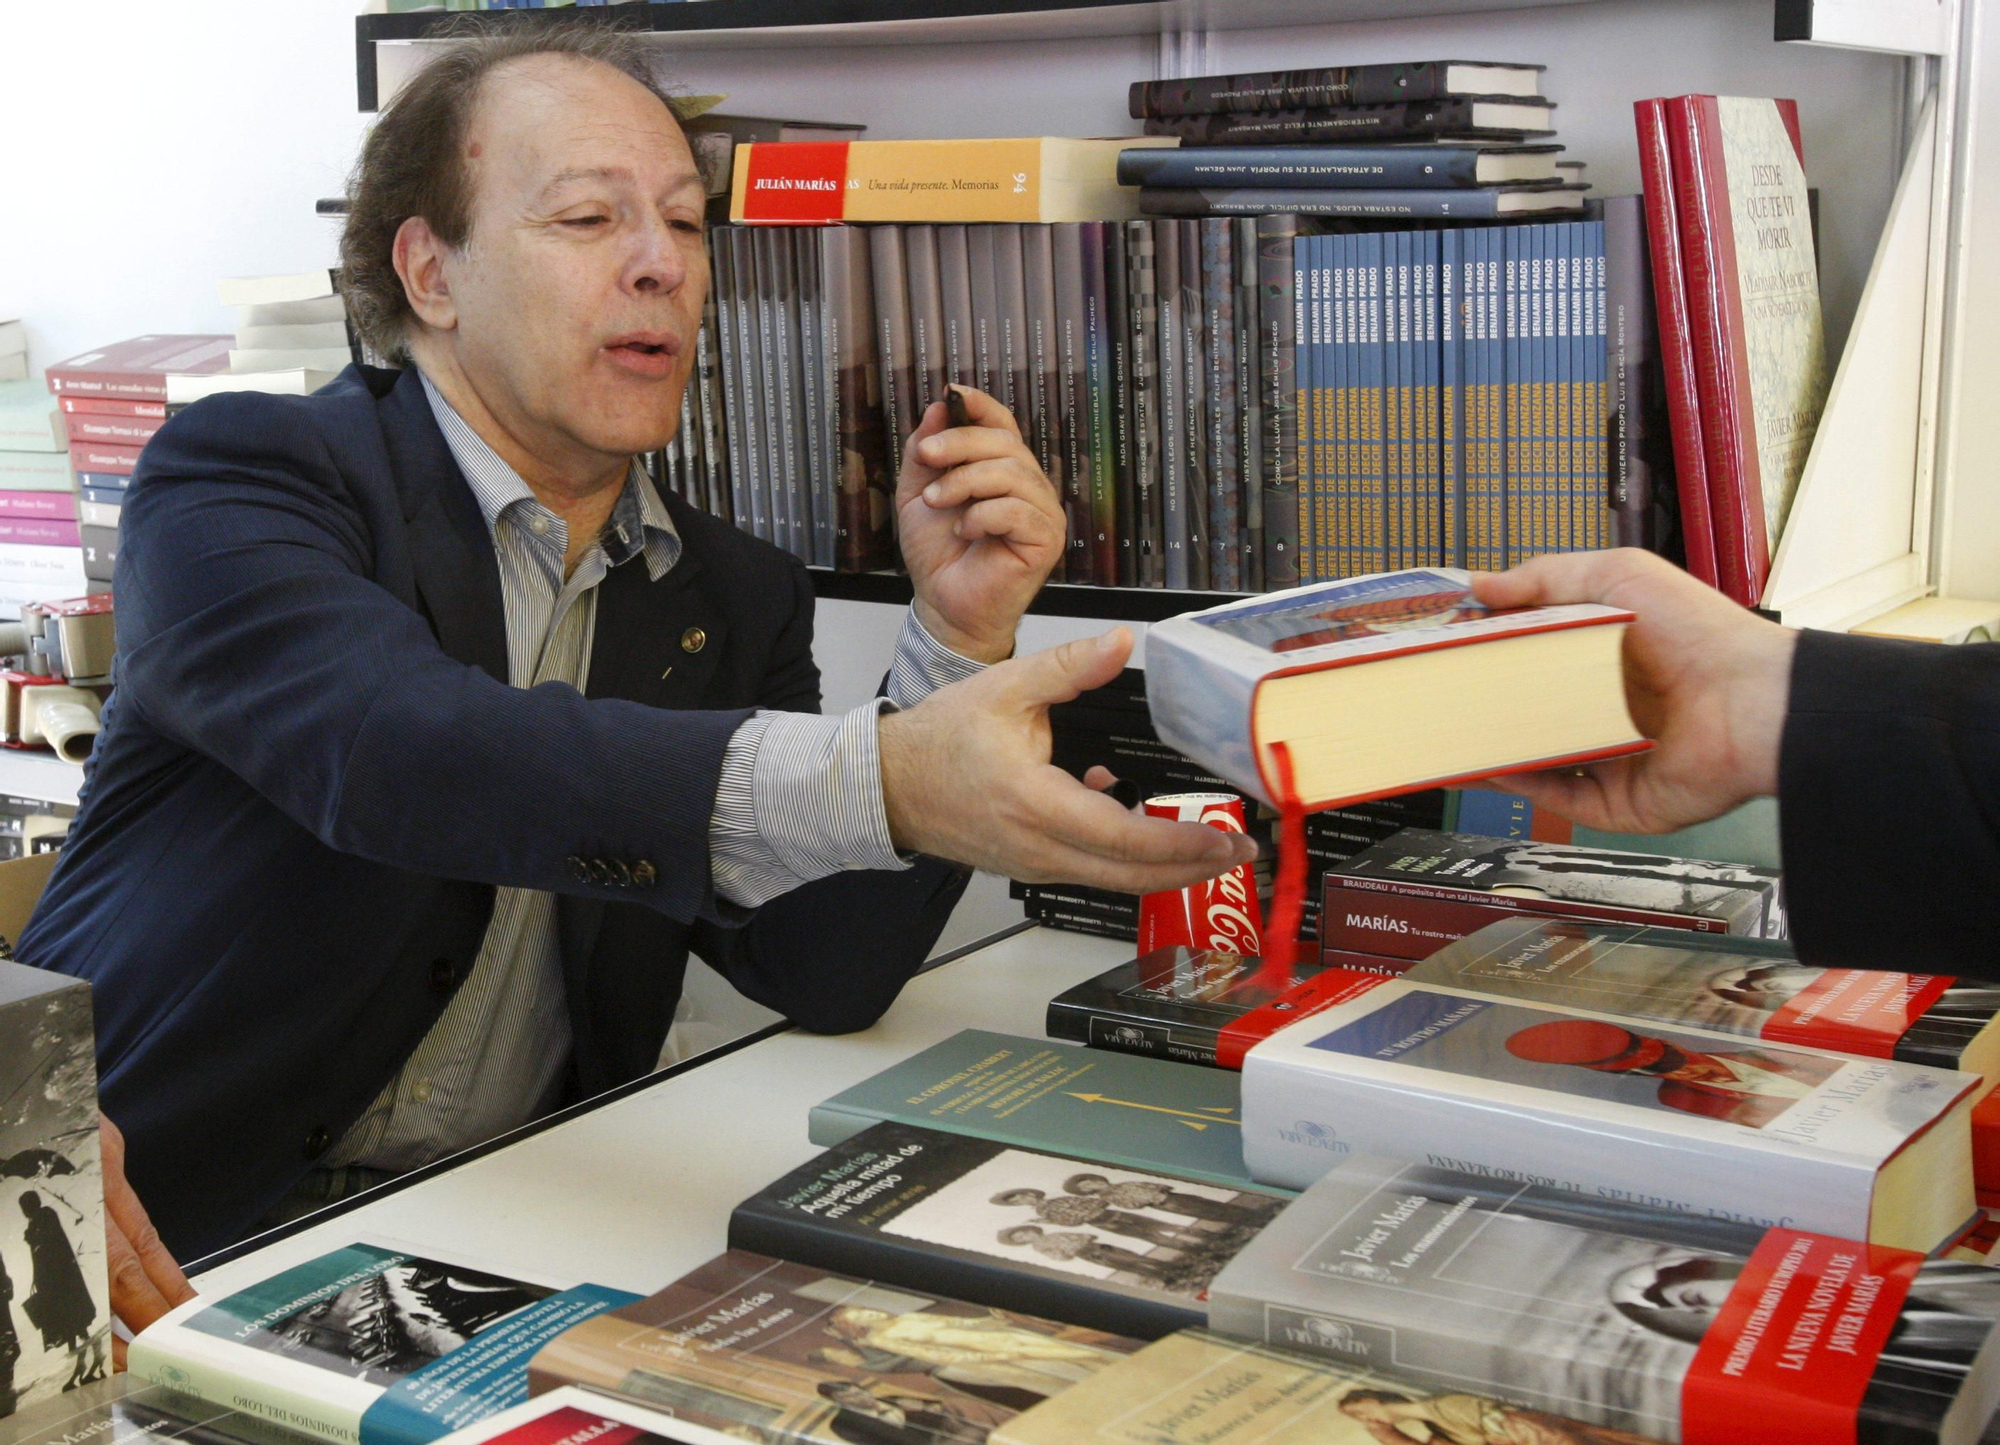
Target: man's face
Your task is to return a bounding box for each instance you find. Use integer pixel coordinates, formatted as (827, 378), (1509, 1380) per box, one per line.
(442, 55), (708, 473)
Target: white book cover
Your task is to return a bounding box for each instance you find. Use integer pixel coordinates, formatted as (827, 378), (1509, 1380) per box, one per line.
(238, 296), (348, 328)
(230, 348), (354, 374)
(0, 543), (86, 588)
(1240, 971), (1978, 1246)
(1144, 567), (1634, 807)
(217, 270), (339, 308)
(235, 322), (351, 352)
(167, 369), (339, 405)
(128, 1239), (638, 1445)
(435, 1386), (747, 1445)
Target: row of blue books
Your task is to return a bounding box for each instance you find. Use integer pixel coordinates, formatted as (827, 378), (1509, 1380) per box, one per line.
(1294, 218), (1616, 584)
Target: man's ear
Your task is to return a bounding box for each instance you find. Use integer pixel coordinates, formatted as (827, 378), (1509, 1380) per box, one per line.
(392, 214), (458, 335)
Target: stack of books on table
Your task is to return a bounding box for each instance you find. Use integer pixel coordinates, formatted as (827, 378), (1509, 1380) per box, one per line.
(0, 375), (81, 615)
(185, 267), (355, 409)
(111, 1003), (2000, 1445)
(45, 334), (231, 592)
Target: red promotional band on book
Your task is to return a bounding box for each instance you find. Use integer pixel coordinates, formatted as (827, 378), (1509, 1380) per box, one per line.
(1762, 971), (1956, 1058)
(480, 1406), (651, 1445)
(735, 141), (851, 224)
(1681, 1229), (1922, 1445)
(1216, 967), (1390, 1068)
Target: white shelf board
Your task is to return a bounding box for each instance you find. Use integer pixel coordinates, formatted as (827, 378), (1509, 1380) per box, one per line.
(0, 749), (81, 807)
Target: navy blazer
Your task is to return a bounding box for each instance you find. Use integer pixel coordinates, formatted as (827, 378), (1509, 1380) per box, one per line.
(18, 365), (967, 1259)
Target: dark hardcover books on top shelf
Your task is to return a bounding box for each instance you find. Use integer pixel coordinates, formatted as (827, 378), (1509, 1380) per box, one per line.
(1117, 143), (1567, 190)
(1210, 1153), (2000, 1445)
(1140, 185), (1587, 220)
(1144, 99), (1558, 147)
(1128, 62), (1545, 119)
(728, 1121), (1288, 1342)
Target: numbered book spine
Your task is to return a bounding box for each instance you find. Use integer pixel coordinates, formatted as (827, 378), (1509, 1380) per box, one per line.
(1126, 221), (1165, 587)
(1023, 223), (1065, 564)
(997, 223), (1032, 433)
(968, 225), (1001, 402)
(869, 225), (919, 517)
(905, 223), (948, 420)
(1081, 223), (1120, 585)
(826, 228), (894, 572)
(1256, 214), (1299, 588)
(1157, 219), (1189, 588)
(938, 224), (977, 389)
(1107, 222), (1139, 587)
(1201, 219), (1241, 591)
(1178, 219), (1212, 590)
(730, 229), (774, 544)
(1233, 216), (1264, 590)
(1053, 223), (1095, 585)
(1295, 235), (1319, 584)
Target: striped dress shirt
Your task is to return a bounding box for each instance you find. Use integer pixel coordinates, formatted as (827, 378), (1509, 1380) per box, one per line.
(324, 373), (983, 1173)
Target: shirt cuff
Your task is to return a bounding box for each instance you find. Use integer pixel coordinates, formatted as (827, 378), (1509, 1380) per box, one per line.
(887, 608), (992, 709)
(709, 700), (907, 910)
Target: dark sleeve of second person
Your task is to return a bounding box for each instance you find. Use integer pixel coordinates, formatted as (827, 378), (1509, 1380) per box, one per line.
(689, 560), (971, 1033)
(1780, 628), (2000, 972)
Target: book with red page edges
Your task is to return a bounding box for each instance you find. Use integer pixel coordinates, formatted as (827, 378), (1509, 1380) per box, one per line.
(1662, 95), (1829, 607)
(1634, 98), (1719, 591)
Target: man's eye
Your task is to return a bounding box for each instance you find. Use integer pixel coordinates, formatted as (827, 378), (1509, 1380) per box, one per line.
(563, 215), (609, 229)
(670, 218), (704, 236)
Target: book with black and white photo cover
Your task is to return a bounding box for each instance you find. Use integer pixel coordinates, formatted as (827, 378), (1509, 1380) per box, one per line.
(430, 1386), (752, 1445)
(1407, 918), (2000, 1078)
(0, 961), (111, 1420)
(1321, 826), (1784, 962)
(1208, 1154), (2000, 1445)
(527, 1249), (1140, 1442)
(1239, 970), (1980, 1252)
(127, 1242), (640, 1445)
(728, 1121), (1288, 1341)
(1145, 569), (1646, 811)
(994, 1328), (1675, 1445)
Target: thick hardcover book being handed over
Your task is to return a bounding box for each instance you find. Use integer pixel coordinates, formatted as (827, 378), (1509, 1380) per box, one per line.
(1145, 569), (1646, 811)
(528, 1249), (1141, 1443)
(127, 1242), (639, 1445)
(1239, 971), (1980, 1252)
(808, 1028), (1271, 1193)
(1321, 826), (1784, 961)
(1209, 1154), (2000, 1445)
(728, 1121), (1287, 1341)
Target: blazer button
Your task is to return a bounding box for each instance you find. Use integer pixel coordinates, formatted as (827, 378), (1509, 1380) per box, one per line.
(567, 856), (592, 883)
(631, 860), (657, 888)
(430, 958), (457, 991)
(607, 860), (633, 887)
(681, 627), (706, 653)
(304, 1125), (332, 1160)
(588, 858), (616, 886)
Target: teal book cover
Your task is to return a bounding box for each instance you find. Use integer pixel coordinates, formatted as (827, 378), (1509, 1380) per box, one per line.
(808, 1029), (1285, 1194)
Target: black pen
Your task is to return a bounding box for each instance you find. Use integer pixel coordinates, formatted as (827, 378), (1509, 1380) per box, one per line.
(943, 384), (973, 430)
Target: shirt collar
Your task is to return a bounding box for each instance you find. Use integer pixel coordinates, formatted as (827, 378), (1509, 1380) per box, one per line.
(418, 369), (680, 582)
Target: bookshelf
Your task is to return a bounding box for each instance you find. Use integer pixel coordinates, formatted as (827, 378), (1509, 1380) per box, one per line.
(354, 0), (1985, 635)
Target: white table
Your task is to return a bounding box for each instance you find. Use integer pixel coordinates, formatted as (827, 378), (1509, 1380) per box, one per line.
(188, 924), (1131, 1299)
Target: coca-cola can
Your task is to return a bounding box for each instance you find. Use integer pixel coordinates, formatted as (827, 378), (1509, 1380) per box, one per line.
(1138, 792), (1264, 956)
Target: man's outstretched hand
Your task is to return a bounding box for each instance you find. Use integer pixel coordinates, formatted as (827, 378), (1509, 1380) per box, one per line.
(102, 1115), (194, 1366)
(1472, 548), (1797, 835)
(878, 628), (1256, 892)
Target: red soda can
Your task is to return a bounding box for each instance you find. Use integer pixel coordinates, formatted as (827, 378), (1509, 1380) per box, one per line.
(1138, 792), (1264, 956)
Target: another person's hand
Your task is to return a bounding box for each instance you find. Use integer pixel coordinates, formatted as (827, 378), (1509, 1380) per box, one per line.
(101, 1115), (194, 1366)
(1471, 548), (1797, 835)
(878, 628), (1256, 891)
(896, 386), (1065, 665)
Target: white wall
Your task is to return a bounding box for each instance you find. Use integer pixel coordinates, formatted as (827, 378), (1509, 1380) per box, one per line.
(0, 0), (367, 371)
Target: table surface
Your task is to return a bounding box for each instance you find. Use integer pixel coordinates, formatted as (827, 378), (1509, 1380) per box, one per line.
(189, 924), (1131, 1299)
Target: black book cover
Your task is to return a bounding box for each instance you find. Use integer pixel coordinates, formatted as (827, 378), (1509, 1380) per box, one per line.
(1129, 62), (1544, 119)
(1256, 213), (1300, 588)
(1143, 100), (1557, 148)
(1047, 947), (1330, 1067)
(729, 1122), (1286, 1343)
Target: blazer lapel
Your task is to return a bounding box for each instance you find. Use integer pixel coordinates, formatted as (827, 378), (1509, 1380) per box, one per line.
(378, 369), (509, 684)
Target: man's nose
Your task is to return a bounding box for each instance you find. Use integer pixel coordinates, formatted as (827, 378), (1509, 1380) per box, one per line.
(628, 217), (686, 294)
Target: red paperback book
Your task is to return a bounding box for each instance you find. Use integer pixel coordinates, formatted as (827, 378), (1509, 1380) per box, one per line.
(1633, 97), (1719, 591)
(66, 441), (144, 476)
(45, 334), (230, 401)
(1663, 94), (1815, 607)
(63, 411), (165, 446)
(56, 395), (167, 419)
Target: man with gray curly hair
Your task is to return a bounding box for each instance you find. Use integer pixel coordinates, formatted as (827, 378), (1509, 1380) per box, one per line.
(19, 21), (1253, 1331)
